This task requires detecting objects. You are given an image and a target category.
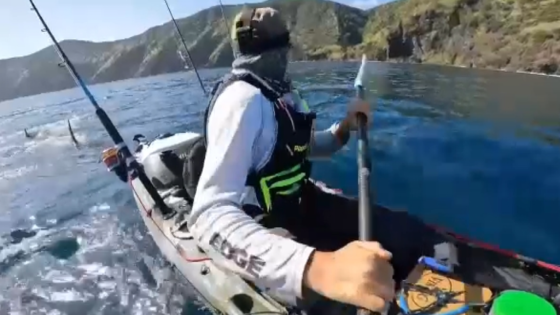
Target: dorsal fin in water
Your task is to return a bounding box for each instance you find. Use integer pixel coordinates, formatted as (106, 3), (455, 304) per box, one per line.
(67, 119), (80, 148)
(24, 128), (32, 138)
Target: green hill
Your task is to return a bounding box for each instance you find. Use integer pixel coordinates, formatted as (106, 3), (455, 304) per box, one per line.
(362, 0), (560, 73)
(0, 0), (558, 102)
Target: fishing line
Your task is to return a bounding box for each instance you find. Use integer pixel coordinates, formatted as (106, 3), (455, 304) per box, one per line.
(161, 0), (208, 95)
(218, 0), (235, 54)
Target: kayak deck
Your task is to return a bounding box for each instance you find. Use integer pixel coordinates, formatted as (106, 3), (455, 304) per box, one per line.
(400, 265), (493, 314)
(129, 176), (560, 315)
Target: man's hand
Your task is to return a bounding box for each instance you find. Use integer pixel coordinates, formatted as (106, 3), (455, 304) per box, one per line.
(303, 241), (395, 312)
(333, 98), (370, 145)
(343, 98), (371, 131)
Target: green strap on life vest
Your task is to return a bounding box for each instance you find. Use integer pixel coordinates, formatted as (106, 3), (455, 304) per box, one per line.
(259, 163), (307, 212)
(293, 89), (310, 112)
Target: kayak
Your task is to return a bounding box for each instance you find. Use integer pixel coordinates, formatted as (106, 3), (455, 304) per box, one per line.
(31, 1), (559, 313)
(100, 131), (560, 315)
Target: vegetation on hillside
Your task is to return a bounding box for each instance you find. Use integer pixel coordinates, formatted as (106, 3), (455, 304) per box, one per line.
(0, 0), (558, 102)
(360, 0), (560, 73)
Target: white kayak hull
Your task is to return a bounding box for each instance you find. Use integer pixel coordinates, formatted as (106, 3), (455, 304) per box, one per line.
(130, 132), (292, 315)
(130, 179), (291, 314)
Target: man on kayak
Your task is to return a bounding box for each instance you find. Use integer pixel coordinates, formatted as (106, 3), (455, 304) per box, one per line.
(188, 7), (405, 312)
(187, 6), (560, 314)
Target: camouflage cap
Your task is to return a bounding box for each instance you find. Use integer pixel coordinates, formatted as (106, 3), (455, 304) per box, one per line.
(231, 7), (290, 54)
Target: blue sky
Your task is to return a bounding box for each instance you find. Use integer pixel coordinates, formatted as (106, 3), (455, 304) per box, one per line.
(0, 0), (393, 60)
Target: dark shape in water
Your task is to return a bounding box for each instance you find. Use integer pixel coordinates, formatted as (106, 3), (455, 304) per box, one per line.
(44, 237), (80, 259)
(23, 120), (79, 147)
(135, 258), (158, 288)
(67, 119), (80, 148)
(9, 228), (37, 244)
(24, 128), (33, 138)
(0, 250), (28, 275)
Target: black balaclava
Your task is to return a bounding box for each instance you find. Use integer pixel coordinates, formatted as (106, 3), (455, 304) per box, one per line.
(231, 7), (292, 95)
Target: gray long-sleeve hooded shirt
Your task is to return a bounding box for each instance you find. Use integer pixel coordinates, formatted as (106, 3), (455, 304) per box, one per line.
(188, 68), (345, 306)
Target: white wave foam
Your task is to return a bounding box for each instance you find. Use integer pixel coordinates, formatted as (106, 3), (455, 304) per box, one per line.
(0, 201), (192, 314)
(44, 270), (76, 284)
(77, 263), (111, 277)
(89, 203), (110, 213)
(0, 164), (37, 182)
(0, 229), (52, 265)
(0, 114), (89, 153)
(27, 130), (88, 150)
(48, 289), (90, 302)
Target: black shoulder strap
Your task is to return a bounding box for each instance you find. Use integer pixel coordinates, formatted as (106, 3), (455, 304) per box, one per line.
(237, 74), (280, 101)
(182, 135), (206, 201)
(203, 72), (280, 144)
(183, 74), (281, 201)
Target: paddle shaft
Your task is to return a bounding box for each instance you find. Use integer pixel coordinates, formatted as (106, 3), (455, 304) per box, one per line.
(355, 91), (373, 241)
(355, 85), (378, 315)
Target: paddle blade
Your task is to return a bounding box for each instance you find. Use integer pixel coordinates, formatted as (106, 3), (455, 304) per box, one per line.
(354, 54), (368, 96)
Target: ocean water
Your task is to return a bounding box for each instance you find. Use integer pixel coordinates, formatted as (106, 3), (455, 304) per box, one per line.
(1, 61), (559, 314)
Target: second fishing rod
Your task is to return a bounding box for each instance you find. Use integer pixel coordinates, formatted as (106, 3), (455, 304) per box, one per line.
(161, 0), (207, 95)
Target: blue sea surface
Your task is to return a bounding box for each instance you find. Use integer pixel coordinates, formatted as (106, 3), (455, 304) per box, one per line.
(0, 61), (559, 314)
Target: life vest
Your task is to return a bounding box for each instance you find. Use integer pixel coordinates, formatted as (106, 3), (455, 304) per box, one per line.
(183, 72), (316, 225)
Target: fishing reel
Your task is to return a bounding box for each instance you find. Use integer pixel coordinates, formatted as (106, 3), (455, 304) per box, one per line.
(101, 146), (128, 183)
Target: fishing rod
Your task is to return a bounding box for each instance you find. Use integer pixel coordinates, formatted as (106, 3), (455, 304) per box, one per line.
(161, 0), (207, 95)
(29, 0), (173, 217)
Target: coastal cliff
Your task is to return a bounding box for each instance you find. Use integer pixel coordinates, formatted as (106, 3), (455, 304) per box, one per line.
(362, 0), (560, 74)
